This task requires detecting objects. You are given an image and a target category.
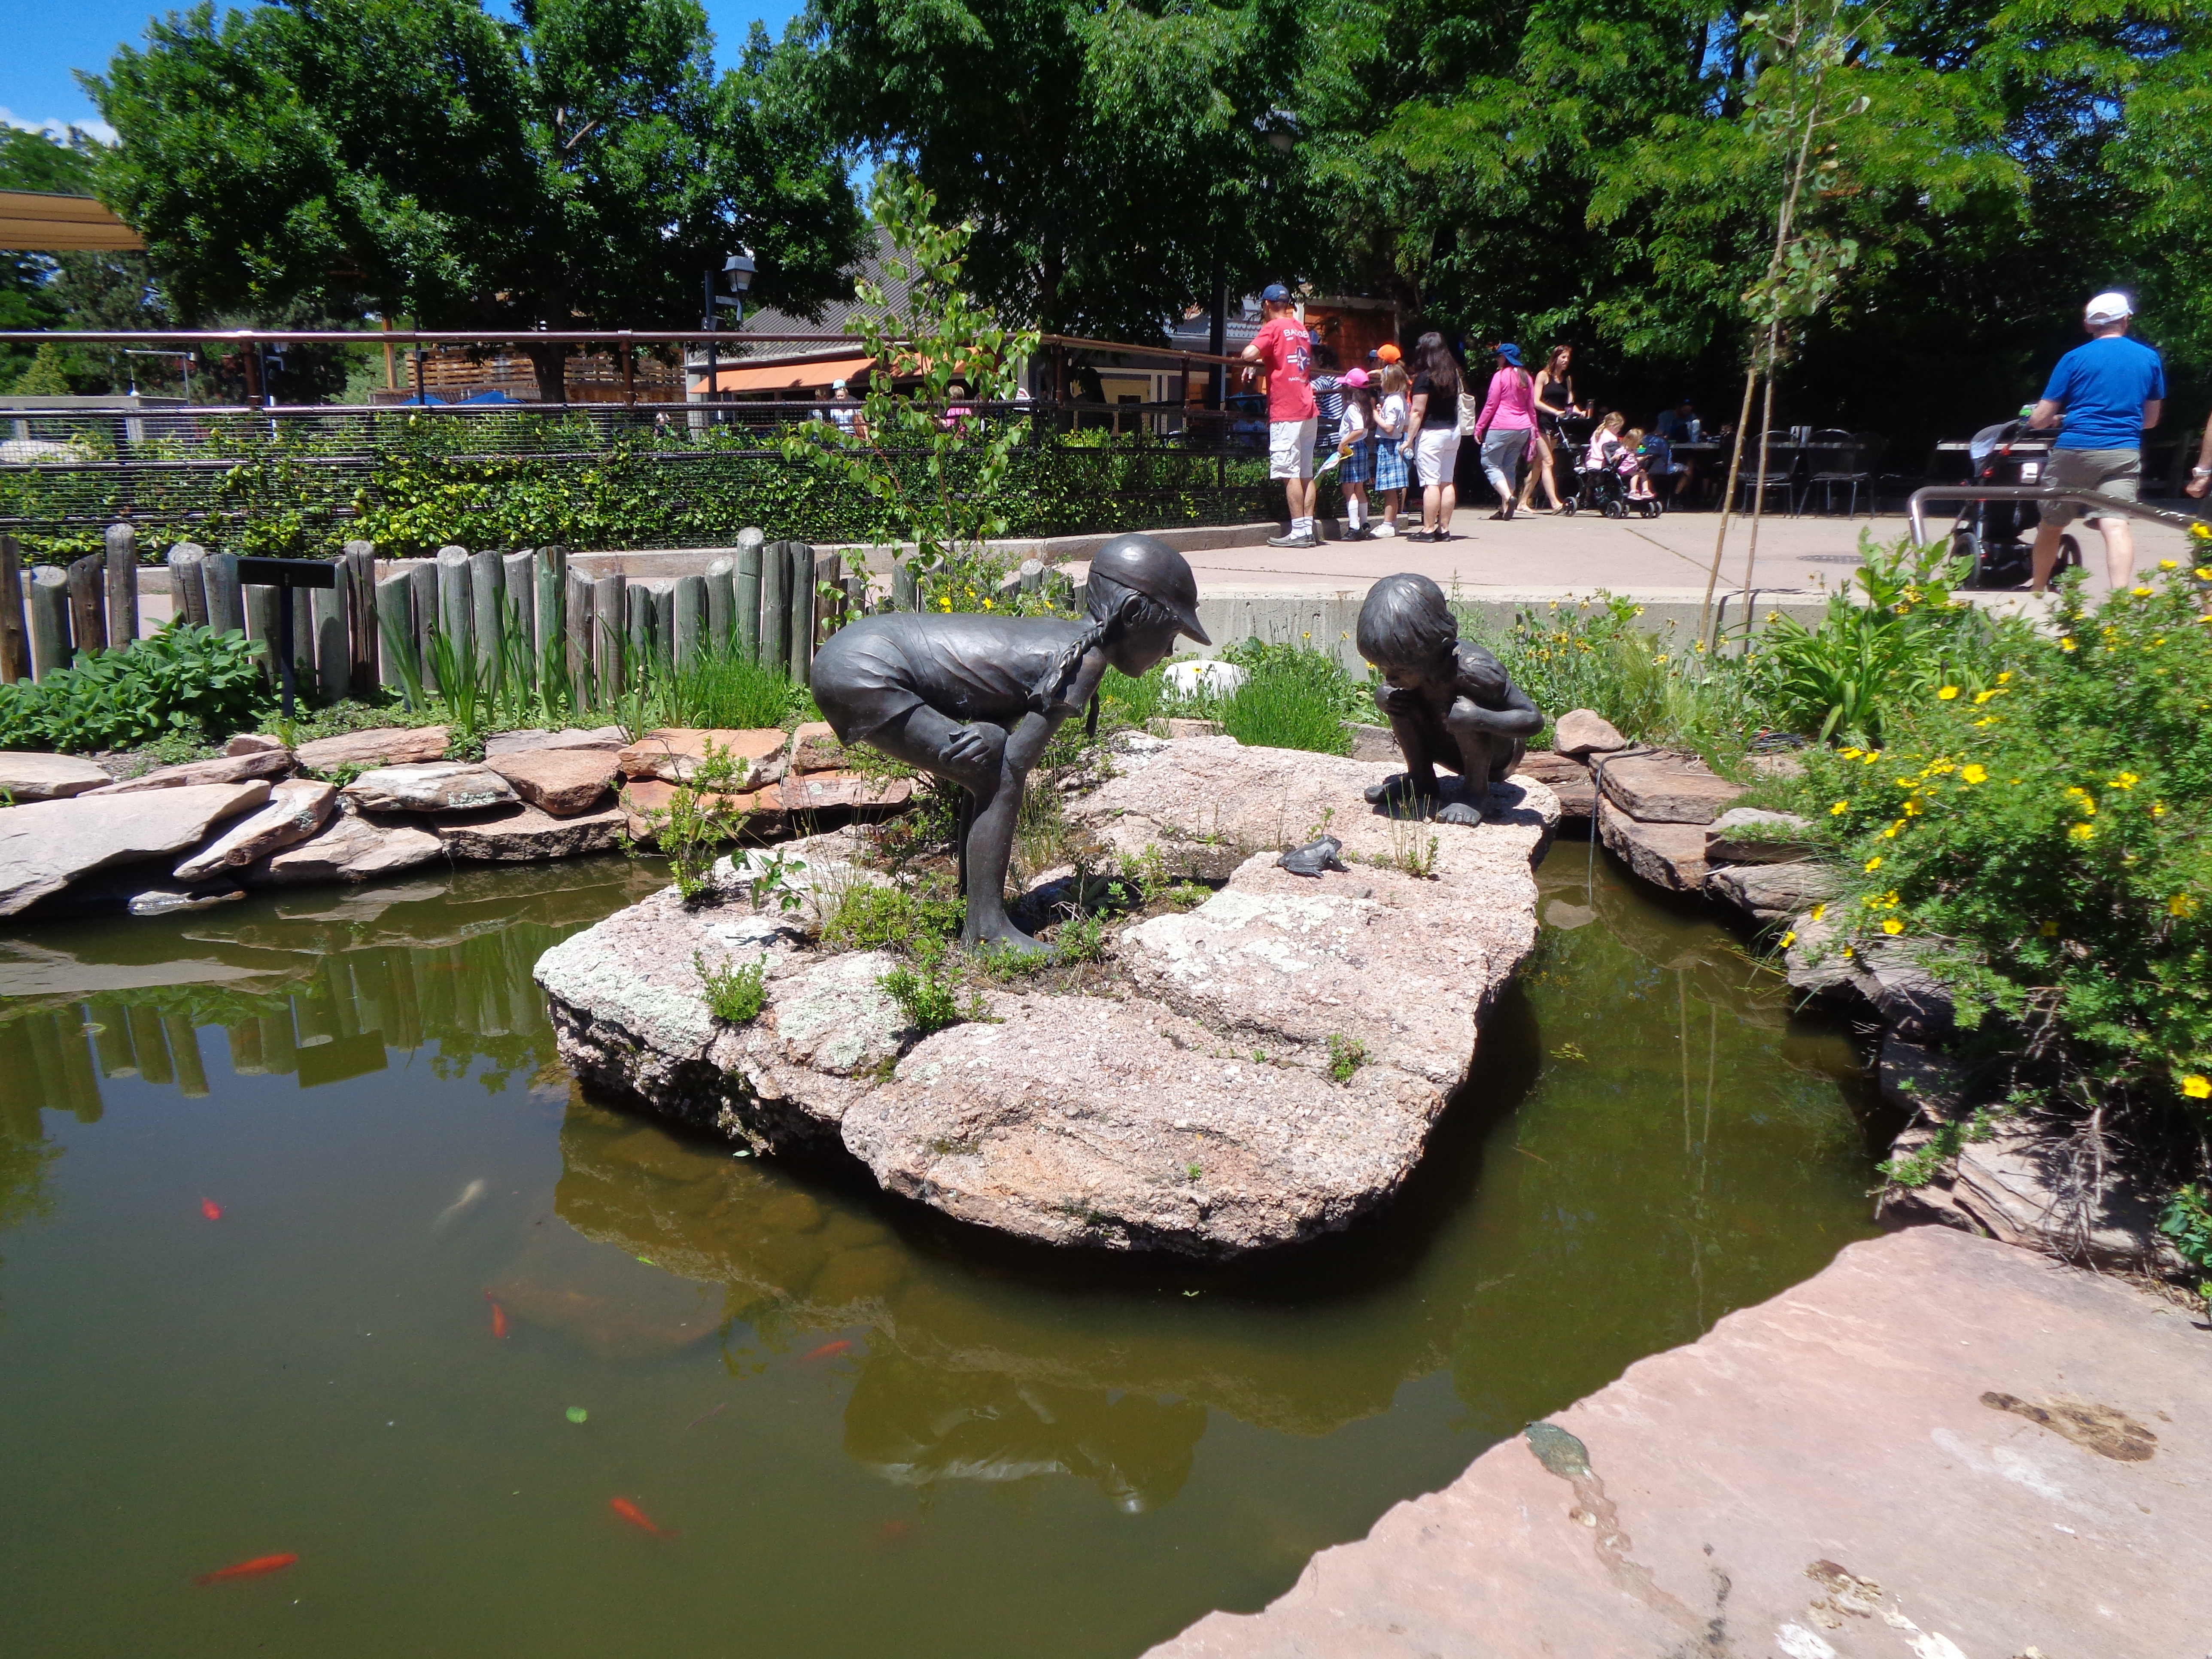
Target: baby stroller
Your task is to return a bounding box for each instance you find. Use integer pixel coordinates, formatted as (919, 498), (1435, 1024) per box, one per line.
(1950, 415), (2081, 588)
(1562, 431), (1659, 518)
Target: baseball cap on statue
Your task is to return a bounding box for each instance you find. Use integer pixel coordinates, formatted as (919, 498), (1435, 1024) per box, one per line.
(1086, 533), (1210, 645)
(1260, 283), (1292, 304)
(2084, 291), (2133, 325)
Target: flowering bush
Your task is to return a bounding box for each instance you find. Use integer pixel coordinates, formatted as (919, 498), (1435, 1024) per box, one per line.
(1790, 540), (2212, 1114)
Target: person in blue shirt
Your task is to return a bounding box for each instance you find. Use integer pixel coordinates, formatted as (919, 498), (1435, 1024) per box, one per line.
(2028, 291), (2166, 592)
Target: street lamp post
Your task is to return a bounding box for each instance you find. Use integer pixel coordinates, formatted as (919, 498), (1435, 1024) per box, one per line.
(699, 249), (757, 419)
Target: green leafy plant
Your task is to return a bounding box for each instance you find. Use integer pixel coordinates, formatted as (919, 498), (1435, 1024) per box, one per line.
(1050, 909), (1107, 962)
(1878, 1106), (2001, 1188)
(822, 882), (965, 951)
(878, 941), (983, 1035)
(1216, 642), (1364, 755)
(0, 623), (267, 751)
(1326, 1033), (1370, 1083)
(630, 784), (747, 905)
(696, 951), (769, 1024)
(2156, 1183), (2212, 1281)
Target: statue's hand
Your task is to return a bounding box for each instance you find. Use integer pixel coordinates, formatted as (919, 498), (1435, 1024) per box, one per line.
(1378, 685), (1419, 717)
(944, 723), (1006, 775)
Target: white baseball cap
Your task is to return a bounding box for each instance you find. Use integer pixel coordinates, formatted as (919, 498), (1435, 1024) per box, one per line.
(2084, 291), (2133, 325)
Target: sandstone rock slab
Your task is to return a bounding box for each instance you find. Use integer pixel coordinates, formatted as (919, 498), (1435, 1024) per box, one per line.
(223, 732), (288, 756)
(435, 802), (627, 863)
(0, 751), (112, 802)
(0, 781), (270, 916)
(1147, 717), (1226, 740)
(1705, 805), (1817, 863)
(342, 762), (518, 815)
(174, 779), (335, 881)
(486, 747), (621, 816)
(778, 771), (915, 815)
(1704, 859), (1841, 924)
(1514, 750), (1594, 820)
(1551, 707), (1626, 756)
(295, 725), (450, 770)
(246, 810), (443, 885)
(787, 720), (846, 773)
(484, 725), (626, 757)
(845, 993), (1443, 1255)
(84, 747), (295, 794)
(1597, 796), (1709, 893)
(1596, 751), (1744, 823)
(1145, 1227), (2212, 1659)
(617, 778), (764, 841)
(617, 727), (787, 788)
(1341, 721), (1398, 763)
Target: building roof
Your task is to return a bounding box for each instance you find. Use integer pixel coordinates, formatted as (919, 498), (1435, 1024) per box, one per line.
(0, 189), (143, 252)
(727, 231), (911, 359)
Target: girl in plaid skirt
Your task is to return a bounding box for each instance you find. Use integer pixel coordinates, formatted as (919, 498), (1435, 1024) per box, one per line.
(1369, 363), (1411, 536)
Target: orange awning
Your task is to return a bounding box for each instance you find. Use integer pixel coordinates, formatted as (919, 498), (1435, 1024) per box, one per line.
(702, 355), (874, 394)
(0, 190), (144, 252)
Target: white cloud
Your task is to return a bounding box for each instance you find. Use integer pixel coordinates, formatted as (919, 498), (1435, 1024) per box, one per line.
(0, 108), (120, 147)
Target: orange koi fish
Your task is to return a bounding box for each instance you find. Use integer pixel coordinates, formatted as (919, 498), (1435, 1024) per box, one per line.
(483, 1291), (508, 1340)
(195, 1553), (297, 1587)
(200, 1198), (223, 1221)
(609, 1498), (677, 1538)
(877, 1519), (912, 1543)
(800, 1339), (853, 1364)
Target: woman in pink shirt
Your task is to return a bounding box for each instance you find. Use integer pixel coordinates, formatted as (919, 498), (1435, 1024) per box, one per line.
(1470, 343), (1537, 521)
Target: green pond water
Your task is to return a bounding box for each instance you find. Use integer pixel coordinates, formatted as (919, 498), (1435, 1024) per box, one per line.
(0, 844), (1890, 1658)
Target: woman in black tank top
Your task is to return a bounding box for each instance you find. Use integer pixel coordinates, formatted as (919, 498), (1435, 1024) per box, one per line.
(1522, 344), (1584, 512)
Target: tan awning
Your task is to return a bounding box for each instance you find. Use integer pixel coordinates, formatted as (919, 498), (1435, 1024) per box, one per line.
(701, 354), (875, 394)
(0, 190), (145, 252)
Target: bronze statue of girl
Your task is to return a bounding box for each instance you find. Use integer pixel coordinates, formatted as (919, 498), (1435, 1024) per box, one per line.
(810, 534), (1210, 954)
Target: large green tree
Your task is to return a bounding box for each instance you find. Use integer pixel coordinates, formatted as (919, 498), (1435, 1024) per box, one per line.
(797, 0), (1311, 338)
(86, 0), (866, 398)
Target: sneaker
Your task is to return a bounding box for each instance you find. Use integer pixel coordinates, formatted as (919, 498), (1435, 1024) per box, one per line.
(1370, 523), (1398, 538)
(1267, 531), (1321, 548)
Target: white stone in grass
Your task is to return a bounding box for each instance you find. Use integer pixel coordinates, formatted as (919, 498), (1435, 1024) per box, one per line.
(1164, 659), (1248, 701)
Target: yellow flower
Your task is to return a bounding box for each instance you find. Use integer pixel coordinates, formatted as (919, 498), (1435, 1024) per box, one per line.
(2038, 920), (2059, 937)
(2109, 772), (2139, 790)
(1863, 855), (1883, 872)
(2153, 802), (2166, 817)
(1882, 823), (1901, 839)
(2060, 637), (2077, 652)
(1830, 800), (1850, 815)
(1937, 685), (1959, 700)
(1881, 917), (1905, 936)
(1861, 750), (1881, 766)
(2184, 1075), (2212, 1100)
(2198, 566), (2212, 580)
(2170, 894), (2199, 918)
(1840, 746), (1863, 760)
(1973, 688), (1999, 705)
(2068, 822), (2096, 842)
(1779, 930), (1797, 949)
(1902, 799), (1923, 816)
(1961, 764), (1987, 785)
(1810, 903), (1827, 923)
(2131, 586), (2154, 597)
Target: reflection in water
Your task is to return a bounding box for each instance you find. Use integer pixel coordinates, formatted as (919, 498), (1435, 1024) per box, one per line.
(0, 842), (1894, 1659)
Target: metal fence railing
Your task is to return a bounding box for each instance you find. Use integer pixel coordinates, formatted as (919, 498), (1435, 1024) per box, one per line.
(0, 399), (1281, 550)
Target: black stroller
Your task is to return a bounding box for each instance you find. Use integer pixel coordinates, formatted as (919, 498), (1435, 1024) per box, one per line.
(1559, 425), (1660, 518)
(1950, 416), (2081, 588)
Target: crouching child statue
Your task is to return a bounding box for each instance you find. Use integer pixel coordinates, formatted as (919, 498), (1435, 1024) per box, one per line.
(810, 533), (1212, 954)
(1355, 572), (1544, 825)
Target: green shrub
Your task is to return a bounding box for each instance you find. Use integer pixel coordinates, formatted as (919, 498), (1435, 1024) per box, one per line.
(1792, 548), (2212, 1111)
(1218, 644), (1358, 755)
(1326, 1033), (1369, 1082)
(879, 942), (982, 1034)
(822, 882), (965, 951)
(2157, 1182), (2212, 1277)
(696, 951), (769, 1024)
(0, 623), (267, 752)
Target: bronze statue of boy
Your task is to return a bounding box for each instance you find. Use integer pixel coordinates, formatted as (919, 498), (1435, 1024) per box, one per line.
(811, 533), (1210, 954)
(1355, 572), (1542, 824)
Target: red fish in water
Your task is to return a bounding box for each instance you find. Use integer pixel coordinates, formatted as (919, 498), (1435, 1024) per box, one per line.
(800, 1339), (853, 1364)
(195, 1553), (297, 1587)
(483, 1291), (508, 1340)
(877, 1520), (912, 1544)
(609, 1498), (677, 1538)
(200, 1198), (223, 1221)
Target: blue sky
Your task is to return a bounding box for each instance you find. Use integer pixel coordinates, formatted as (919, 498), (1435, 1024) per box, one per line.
(1, 0), (806, 140)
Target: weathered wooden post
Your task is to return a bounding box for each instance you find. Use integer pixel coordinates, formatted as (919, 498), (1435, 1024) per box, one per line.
(104, 523), (138, 649)
(436, 545), (473, 672)
(787, 541), (816, 682)
(535, 545), (567, 685)
(202, 550), (243, 635)
(626, 584), (656, 679)
(892, 559), (920, 611)
(243, 583), (281, 685)
(375, 574), (416, 696)
(735, 529), (764, 665)
(289, 585), (316, 690)
(167, 542), (210, 628)
(27, 565), (70, 681)
(814, 551), (844, 646)
(66, 553), (106, 656)
(705, 555), (735, 652)
(564, 565), (592, 696)
(469, 547), (503, 674)
(591, 572), (626, 690)
(343, 541), (378, 698)
(674, 574), (706, 668)
(844, 570), (867, 623)
(406, 561), (439, 693)
(311, 582), (349, 702)
(760, 540), (790, 675)
(0, 535), (27, 682)
(503, 550), (536, 687)
(652, 583), (676, 672)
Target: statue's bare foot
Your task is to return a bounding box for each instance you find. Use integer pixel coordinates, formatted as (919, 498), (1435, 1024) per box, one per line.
(1364, 773), (1440, 810)
(1435, 801), (1483, 826)
(966, 916), (1052, 959)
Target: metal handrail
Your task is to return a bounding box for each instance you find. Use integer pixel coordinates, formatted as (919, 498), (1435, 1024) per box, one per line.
(1907, 484), (2210, 547)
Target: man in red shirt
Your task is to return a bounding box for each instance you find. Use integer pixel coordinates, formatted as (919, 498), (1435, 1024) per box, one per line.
(1242, 283), (1320, 548)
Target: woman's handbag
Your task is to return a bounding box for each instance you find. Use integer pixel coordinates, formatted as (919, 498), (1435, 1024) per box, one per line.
(1457, 389), (1483, 437)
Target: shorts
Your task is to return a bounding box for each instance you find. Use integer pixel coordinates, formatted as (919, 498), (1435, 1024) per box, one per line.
(1270, 418), (1317, 480)
(2043, 447), (2140, 525)
(1372, 439), (1408, 492)
(1414, 425), (1461, 488)
(1338, 436), (1373, 486)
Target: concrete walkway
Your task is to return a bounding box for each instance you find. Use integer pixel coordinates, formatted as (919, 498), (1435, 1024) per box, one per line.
(1147, 1224), (2209, 1659)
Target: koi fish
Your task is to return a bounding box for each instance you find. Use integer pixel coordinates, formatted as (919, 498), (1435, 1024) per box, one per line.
(483, 1291), (508, 1340)
(684, 1402), (726, 1430)
(800, 1339), (853, 1364)
(877, 1520), (912, 1543)
(609, 1498), (677, 1538)
(434, 1179), (486, 1230)
(200, 1198), (223, 1222)
(195, 1553), (297, 1587)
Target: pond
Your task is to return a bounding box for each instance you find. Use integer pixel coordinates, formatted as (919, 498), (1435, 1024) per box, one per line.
(0, 842), (1890, 1658)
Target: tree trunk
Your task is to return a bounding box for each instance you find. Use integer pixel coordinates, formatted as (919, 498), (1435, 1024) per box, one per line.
(522, 339), (569, 404)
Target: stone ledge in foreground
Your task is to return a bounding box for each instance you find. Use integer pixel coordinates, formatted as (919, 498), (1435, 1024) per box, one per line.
(1145, 1224), (2212, 1658)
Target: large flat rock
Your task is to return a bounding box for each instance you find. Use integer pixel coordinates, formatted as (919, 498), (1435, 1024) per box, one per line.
(295, 725), (450, 770)
(0, 751), (113, 802)
(1147, 1225), (2212, 1659)
(1598, 796), (1711, 892)
(538, 741), (1556, 1257)
(0, 781), (270, 916)
(1596, 750), (1745, 823)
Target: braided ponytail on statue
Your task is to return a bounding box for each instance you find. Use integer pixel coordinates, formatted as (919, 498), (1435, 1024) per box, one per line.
(1026, 572), (1180, 726)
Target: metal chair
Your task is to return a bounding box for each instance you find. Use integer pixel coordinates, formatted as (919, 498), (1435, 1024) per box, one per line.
(1806, 431), (1886, 517)
(1735, 434), (1804, 515)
